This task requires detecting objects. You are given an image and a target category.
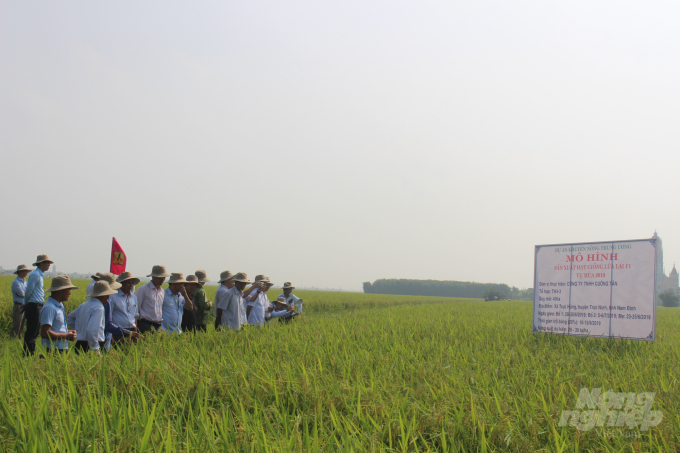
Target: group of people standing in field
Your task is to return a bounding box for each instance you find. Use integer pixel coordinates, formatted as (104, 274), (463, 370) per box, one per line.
(9, 255), (302, 355)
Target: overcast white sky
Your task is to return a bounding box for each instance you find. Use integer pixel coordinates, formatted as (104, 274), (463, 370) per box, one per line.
(1, 1), (679, 290)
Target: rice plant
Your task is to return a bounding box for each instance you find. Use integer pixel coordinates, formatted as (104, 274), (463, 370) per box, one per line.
(0, 275), (677, 451)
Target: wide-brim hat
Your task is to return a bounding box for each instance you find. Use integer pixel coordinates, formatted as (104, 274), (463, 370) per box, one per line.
(219, 270), (235, 283)
(282, 282), (295, 289)
(275, 296), (288, 305)
(45, 275), (78, 293)
(14, 264), (32, 274)
(116, 271), (140, 286)
(98, 273), (122, 290)
(147, 265), (171, 278)
(90, 272), (103, 280)
(195, 270), (210, 283)
(90, 281), (118, 298)
(185, 275), (199, 285)
(254, 275), (273, 286)
(231, 272), (252, 284)
(33, 254), (54, 266)
(167, 273), (188, 284)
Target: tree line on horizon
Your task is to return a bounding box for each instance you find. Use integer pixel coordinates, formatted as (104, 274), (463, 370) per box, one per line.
(362, 278), (534, 300)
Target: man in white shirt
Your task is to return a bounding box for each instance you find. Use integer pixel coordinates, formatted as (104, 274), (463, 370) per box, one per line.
(136, 265), (170, 333)
(246, 276), (273, 326)
(214, 270), (234, 329)
(218, 272), (251, 330)
(278, 282), (302, 313)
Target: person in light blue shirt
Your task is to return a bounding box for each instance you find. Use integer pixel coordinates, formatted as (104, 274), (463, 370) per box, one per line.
(265, 297), (297, 323)
(278, 282), (302, 313)
(10, 265), (31, 338)
(40, 275), (78, 353)
(24, 254), (53, 356)
(68, 281), (117, 354)
(218, 273), (250, 330)
(106, 272), (141, 346)
(161, 273), (193, 334)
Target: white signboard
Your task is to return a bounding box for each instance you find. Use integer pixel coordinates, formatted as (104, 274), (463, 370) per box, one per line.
(533, 239), (657, 341)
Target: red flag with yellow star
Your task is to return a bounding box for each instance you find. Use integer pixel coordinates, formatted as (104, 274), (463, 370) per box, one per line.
(110, 237), (126, 275)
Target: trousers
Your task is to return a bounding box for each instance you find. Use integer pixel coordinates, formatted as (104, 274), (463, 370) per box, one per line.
(11, 303), (26, 339)
(75, 340), (106, 353)
(23, 303), (43, 355)
(138, 319), (161, 333)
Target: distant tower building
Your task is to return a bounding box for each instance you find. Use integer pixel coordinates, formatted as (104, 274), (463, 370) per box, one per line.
(653, 231), (664, 298)
(652, 231), (680, 304)
(668, 264), (679, 292)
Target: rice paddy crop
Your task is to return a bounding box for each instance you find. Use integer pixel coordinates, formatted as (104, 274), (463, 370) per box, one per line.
(0, 275), (677, 451)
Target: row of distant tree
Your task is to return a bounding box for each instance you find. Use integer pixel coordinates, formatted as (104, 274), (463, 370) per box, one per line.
(658, 290), (680, 307)
(362, 278), (534, 300)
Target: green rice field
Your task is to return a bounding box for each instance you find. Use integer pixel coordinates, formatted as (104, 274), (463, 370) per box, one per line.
(0, 275), (677, 452)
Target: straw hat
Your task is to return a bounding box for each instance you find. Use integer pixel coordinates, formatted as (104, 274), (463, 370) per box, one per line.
(254, 274), (266, 282)
(14, 264), (32, 275)
(282, 282), (295, 289)
(275, 296), (288, 305)
(219, 270), (235, 283)
(90, 272), (102, 280)
(195, 270), (210, 283)
(231, 272), (252, 284)
(32, 254), (54, 266)
(167, 273), (188, 284)
(98, 273), (122, 290)
(116, 272), (140, 286)
(147, 265), (170, 278)
(186, 275), (199, 285)
(89, 281), (118, 298)
(45, 275), (78, 293)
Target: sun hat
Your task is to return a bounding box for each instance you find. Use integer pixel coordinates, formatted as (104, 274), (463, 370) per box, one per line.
(147, 265), (171, 278)
(98, 273), (122, 290)
(195, 270), (210, 283)
(186, 275), (199, 285)
(45, 275), (78, 293)
(89, 281), (118, 298)
(282, 282), (295, 289)
(231, 272), (252, 284)
(32, 254), (54, 266)
(14, 265), (32, 274)
(90, 272), (102, 280)
(219, 270), (235, 283)
(167, 273), (188, 284)
(254, 275), (273, 285)
(275, 296), (288, 305)
(116, 272), (140, 286)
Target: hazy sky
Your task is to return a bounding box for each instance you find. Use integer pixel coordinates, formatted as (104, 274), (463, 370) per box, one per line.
(1, 1), (679, 290)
